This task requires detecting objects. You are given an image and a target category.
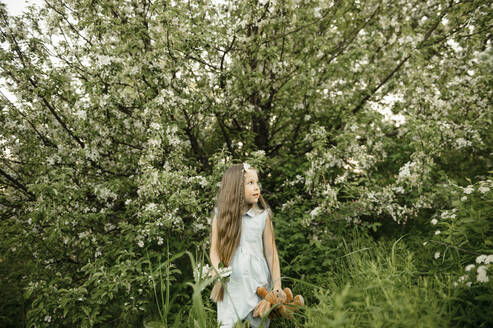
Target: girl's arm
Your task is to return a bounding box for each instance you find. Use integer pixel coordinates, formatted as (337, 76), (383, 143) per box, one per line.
(210, 214), (221, 277)
(263, 213), (282, 290)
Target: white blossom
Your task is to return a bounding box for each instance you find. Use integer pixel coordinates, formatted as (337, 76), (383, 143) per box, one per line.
(478, 186), (490, 194)
(465, 264), (475, 272)
(394, 186), (405, 194)
(194, 176), (208, 188)
(434, 252), (440, 259)
(104, 223), (115, 232)
(150, 122), (161, 130)
(485, 255), (493, 264)
(435, 230), (441, 235)
(166, 126), (181, 146)
(398, 162), (412, 179)
(138, 240), (144, 248)
(193, 263), (211, 282)
(463, 185), (474, 194)
(94, 185), (117, 201)
(75, 110), (87, 120)
(145, 203), (157, 212)
(47, 154), (60, 165)
(98, 55), (112, 66)
(431, 218), (438, 225)
(217, 266), (232, 279)
(455, 137), (471, 149)
(476, 255), (487, 264)
(477, 265), (489, 283)
(440, 210), (454, 218)
(310, 206), (322, 218)
(397, 161), (420, 184)
(148, 137), (161, 147)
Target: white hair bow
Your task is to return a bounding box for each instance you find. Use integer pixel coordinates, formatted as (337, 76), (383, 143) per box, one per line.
(243, 163), (251, 172)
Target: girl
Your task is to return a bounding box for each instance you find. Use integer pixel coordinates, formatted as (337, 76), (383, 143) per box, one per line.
(209, 163), (283, 328)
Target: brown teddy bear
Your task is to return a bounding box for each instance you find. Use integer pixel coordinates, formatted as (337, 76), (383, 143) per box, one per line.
(253, 286), (304, 319)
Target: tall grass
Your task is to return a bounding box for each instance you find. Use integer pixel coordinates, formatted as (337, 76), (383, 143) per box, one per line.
(144, 233), (490, 327)
(304, 235), (452, 327)
(144, 244), (188, 328)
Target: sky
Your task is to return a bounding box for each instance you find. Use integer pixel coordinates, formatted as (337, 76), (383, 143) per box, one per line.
(1, 0), (44, 104)
(3, 0), (43, 16)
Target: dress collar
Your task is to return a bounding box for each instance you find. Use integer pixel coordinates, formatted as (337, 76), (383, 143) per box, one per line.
(244, 207), (262, 217)
(245, 207), (256, 217)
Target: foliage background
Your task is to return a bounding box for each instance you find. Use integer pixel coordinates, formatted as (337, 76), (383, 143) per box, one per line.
(0, 0), (492, 327)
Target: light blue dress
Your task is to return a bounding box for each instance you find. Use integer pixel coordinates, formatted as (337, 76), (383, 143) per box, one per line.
(215, 207), (272, 328)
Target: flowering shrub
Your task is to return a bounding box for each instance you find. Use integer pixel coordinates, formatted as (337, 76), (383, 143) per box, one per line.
(429, 178), (493, 261)
(301, 39), (493, 237)
(456, 254), (493, 287)
(423, 177), (493, 326)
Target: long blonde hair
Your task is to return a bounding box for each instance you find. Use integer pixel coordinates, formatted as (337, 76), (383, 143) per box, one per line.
(210, 164), (272, 301)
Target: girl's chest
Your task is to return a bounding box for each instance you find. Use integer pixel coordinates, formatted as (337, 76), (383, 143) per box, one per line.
(241, 214), (265, 242)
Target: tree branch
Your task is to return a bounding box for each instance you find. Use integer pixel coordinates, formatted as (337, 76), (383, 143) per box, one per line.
(0, 168), (35, 199)
(351, 0), (455, 115)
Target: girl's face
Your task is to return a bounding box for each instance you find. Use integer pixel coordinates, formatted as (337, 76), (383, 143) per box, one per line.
(244, 169), (260, 205)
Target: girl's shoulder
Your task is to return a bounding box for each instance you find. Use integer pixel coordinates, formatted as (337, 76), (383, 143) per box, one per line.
(253, 207), (267, 216)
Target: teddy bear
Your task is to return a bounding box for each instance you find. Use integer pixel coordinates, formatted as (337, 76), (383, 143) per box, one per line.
(253, 286), (304, 319)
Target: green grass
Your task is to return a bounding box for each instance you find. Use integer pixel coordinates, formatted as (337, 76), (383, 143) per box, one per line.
(143, 233), (492, 327)
(303, 236), (452, 327)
